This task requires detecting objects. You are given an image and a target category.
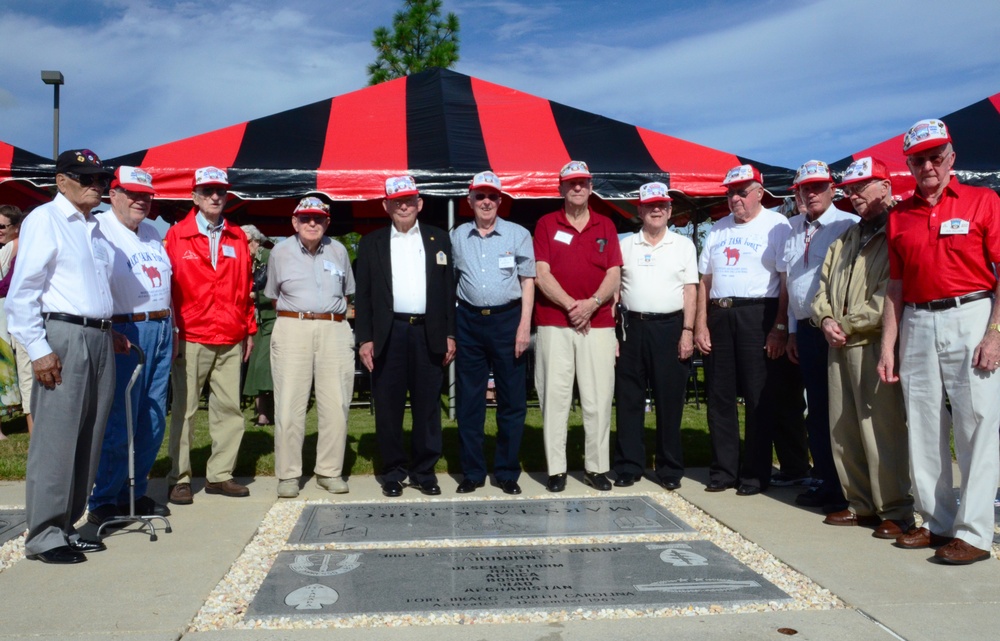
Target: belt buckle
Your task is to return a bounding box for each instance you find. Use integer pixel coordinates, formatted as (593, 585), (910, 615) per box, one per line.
(297, 312), (306, 320)
(481, 309), (491, 316)
(408, 316), (417, 325)
(100, 319), (112, 332)
(718, 297), (733, 309)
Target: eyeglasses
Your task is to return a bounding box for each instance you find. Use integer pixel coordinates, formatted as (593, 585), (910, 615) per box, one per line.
(114, 188), (152, 200)
(473, 193), (500, 202)
(296, 214), (327, 225)
(843, 180), (877, 197)
(906, 152), (952, 168)
(64, 172), (108, 188)
(643, 203), (672, 212)
(197, 186), (228, 197)
(726, 186), (759, 198)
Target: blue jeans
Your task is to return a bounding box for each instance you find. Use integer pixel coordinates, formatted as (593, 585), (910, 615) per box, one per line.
(89, 317), (173, 509)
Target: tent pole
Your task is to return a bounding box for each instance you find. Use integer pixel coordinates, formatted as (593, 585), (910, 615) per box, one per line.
(448, 198), (456, 420)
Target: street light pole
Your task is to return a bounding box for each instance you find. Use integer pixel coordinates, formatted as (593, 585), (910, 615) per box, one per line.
(40, 70), (64, 161)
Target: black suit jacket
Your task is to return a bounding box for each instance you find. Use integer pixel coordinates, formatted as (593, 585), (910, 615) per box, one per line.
(354, 223), (455, 359)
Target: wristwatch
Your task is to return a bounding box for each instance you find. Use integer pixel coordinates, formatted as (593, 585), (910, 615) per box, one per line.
(593, 295), (602, 306)
(774, 323), (787, 332)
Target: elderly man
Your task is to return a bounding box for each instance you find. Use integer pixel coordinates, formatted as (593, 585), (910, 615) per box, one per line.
(694, 165), (791, 496)
(165, 167), (256, 504)
(613, 182), (697, 490)
(534, 160), (622, 493)
(783, 161), (858, 511)
(266, 197), (355, 498)
(878, 120), (1000, 564)
(811, 157), (913, 537)
(6, 149), (124, 563)
(451, 171), (534, 495)
(87, 167), (173, 526)
(355, 176), (456, 497)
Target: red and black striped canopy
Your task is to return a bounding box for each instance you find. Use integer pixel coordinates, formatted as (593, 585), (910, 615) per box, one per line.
(831, 91), (1000, 199)
(108, 68), (793, 202)
(0, 140), (54, 211)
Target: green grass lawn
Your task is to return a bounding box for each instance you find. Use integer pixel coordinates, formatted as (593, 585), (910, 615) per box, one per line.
(0, 397), (718, 481)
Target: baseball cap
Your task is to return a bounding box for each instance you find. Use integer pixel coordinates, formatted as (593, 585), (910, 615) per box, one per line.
(293, 196), (330, 216)
(193, 166), (230, 189)
(902, 119), (951, 156)
(559, 160), (592, 182)
(721, 164), (762, 187)
(792, 160), (834, 188)
(55, 149), (113, 176)
(837, 157), (889, 187)
(110, 166), (155, 194)
(470, 171), (502, 192)
(637, 181), (672, 204)
(385, 175), (419, 198)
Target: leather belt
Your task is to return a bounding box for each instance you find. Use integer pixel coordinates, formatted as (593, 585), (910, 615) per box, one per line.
(393, 313), (425, 325)
(276, 310), (346, 322)
(112, 309), (171, 323)
(710, 297), (769, 309)
(458, 299), (521, 316)
(906, 290), (992, 311)
(626, 310), (682, 321)
(44, 312), (113, 332)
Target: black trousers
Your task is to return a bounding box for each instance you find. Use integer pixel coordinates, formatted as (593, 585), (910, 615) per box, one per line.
(371, 318), (444, 485)
(704, 299), (784, 489)
(613, 313), (687, 480)
(770, 354), (809, 477)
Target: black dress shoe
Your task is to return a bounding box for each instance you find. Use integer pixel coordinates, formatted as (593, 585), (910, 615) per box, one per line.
(659, 477), (682, 491)
(546, 473), (567, 492)
(69, 538), (107, 553)
(456, 478), (485, 494)
(498, 479), (521, 495)
(27, 546), (87, 564)
(382, 480), (404, 497)
(614, 472), (637, 487)
(704, 480), (736, 492)
(735, 484), (763, 496)
(87, 503), (120, 526)
(584, 472), (612, 491)
(418, 481), (441, 496)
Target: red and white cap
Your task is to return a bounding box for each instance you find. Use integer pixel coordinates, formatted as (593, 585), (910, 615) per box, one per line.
(193, 166), (230, 188)
(111, 166), (155, 194)
(559, 160), (592, 182)
(902, 119), (951, 156)
(638, 181), (672, 204)
(838, 157), (889, 187)
(792, 160), (833, 188)
(293, 196), (330, 216)
(470, 171), (502, 192)
(721, 164), (762, 187)
(385, 175), (419, 198)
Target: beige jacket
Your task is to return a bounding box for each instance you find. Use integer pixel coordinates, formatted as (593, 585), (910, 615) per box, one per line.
(810, 221), (889, 347)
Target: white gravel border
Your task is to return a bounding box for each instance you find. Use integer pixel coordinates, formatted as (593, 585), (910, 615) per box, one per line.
(191, 491), (846, 631)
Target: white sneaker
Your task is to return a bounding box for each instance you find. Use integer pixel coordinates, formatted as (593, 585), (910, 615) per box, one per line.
(317, 476), (349, 494)
(277, 479), (300, 498)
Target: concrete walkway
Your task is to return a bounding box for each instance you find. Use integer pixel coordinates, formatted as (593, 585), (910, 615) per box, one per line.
(0, 469), (997, 641)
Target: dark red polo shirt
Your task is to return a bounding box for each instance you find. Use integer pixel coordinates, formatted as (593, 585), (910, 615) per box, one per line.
(888, 180), (1000, 303)
(533, 208), (623, 328)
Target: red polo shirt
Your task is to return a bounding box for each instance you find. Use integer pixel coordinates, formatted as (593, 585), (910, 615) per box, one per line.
(888, 180), (1000, 303)
(533, 208), (623, 328)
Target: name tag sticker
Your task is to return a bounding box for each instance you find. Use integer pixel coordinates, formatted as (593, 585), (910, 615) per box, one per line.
(436, 250), (448, 266)
(498, 255), (516, 269)
(93, 242), (109, 263)
(554, 230), (573, 245)
(940, 218), (970, 235)
(638, 253), (655, 266)
(323, 260), (337, 273)
(222, 244), (237, 258)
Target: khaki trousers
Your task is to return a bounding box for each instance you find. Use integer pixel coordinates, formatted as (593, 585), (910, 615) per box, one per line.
(828, 342), (912, 520)
(271, 317), (354, 480)
(535, 325), (615, 475)
(11, 335), (32, 412)
(169, 340), (245, 484)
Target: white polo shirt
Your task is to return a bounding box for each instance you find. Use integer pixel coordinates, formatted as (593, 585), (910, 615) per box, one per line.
(620, 229), (698, 314)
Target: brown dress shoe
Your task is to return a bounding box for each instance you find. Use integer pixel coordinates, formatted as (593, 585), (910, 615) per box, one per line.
(204, 479), (250, 497)
(168, 483), (193, 505)
(873, 519), (914, 540)
(894, 526), (951, 549)
(935, 538), (992, 565)
(823, 509), (880, 527)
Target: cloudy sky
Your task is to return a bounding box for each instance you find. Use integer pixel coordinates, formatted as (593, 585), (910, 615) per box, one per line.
(3, 0), (999, 169)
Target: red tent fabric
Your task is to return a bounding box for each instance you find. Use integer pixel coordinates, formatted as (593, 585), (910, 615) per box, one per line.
(107, 68), (793, 203)
(0, 140), (53, 211)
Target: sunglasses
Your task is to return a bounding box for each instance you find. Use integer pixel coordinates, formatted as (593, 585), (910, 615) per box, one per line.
(0, 223), (10, 230)
(197, 186), (228, 197)
(726, 187), (758, 198)
(473, 193), (500, 202)
(64, 172), (108, 188)
(296, 214), (327, 225)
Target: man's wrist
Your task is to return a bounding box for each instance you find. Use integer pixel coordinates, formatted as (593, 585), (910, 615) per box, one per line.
(988, 323), (1000, 334)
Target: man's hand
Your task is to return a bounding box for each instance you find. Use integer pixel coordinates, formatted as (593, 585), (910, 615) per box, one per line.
(765, 327), (787, 359)
(786, 332), (799, 364)
(111, 330), (131, 355)
(678, 330), (694, 360)
(567, 298), (598, 330)
(877, 349), (898, 384)
(514, 324), (531, 358)
(173, 331), (181, 361)
(359, 341), (375, 373)
(242, 335), (254, 362)
(972, 328), (1000, 371)
(33, 353), (62, 390)
(694, 326), (712, 354)
(443, 337), (457, 366)
(820, 317), (849, 348)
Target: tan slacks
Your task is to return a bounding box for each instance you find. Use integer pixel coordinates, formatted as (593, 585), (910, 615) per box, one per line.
(535, 325), (616, 475)
(828, 341), (912, 520)
(169, 340), (245, 484)
(11, 335), (32, 413)
(271, 317), (354, 480)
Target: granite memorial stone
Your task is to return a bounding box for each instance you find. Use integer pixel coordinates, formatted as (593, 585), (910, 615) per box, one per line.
(0, 509), (26, 546)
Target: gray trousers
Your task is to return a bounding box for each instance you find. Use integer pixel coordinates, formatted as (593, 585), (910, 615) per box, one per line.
(24, 319), (114, 555)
